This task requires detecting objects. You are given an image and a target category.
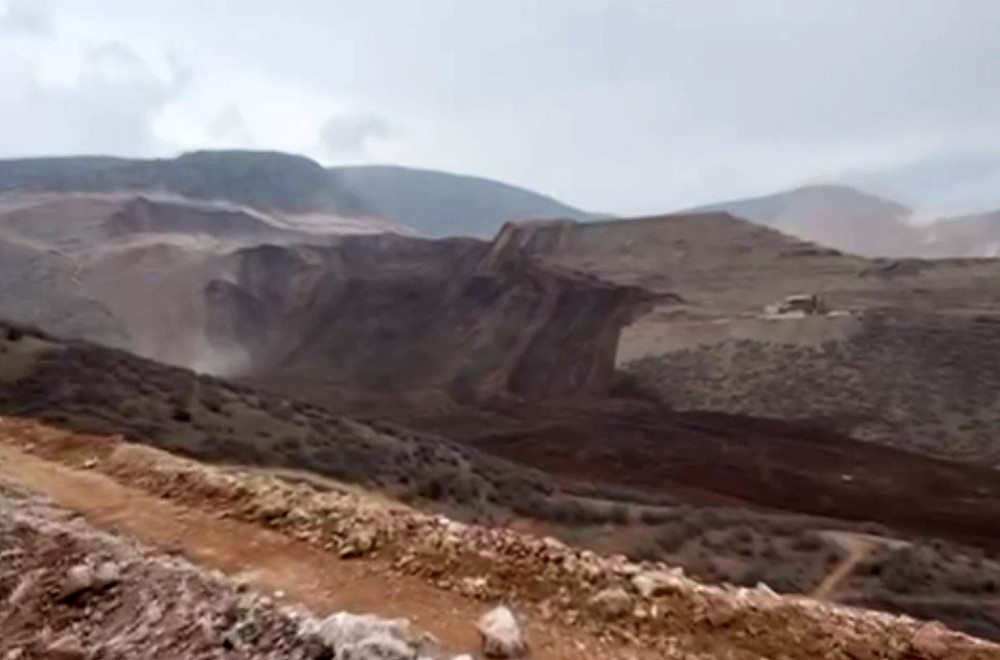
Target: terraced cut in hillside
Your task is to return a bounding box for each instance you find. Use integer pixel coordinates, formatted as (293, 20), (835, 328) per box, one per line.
(499, 213), (1000, 319)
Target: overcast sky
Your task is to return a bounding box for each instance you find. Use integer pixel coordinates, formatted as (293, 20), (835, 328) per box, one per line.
(2, 0), (1000, 214)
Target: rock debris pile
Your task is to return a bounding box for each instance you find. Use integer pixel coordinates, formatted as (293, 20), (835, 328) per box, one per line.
(0, 487), (473, 660)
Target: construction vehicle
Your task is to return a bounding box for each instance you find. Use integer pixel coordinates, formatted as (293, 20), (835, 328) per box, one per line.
(765, 293), (828, 316)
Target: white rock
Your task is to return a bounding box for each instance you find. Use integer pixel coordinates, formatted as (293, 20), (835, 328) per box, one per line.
(476, 606), (526, 658)
(339, 632), (414, 660)
(301, 611), (416, 659)
(94, 561), (122, 587)
(631, 568), (686, 599)
(59, 564), (96, 600)
(587, 587), (632, 619)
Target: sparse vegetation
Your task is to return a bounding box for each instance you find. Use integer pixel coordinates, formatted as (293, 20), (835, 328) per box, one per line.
(4, 320), (1000, 641)
(627, 312), (1000, 465)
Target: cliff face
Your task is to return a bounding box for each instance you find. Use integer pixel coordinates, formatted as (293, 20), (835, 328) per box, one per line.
(204, 227), (653, 409)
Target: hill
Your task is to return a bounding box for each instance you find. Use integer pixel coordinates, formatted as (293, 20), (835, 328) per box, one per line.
(326, 165), (594, 236)
(686, 184), (918, 256)
(685, 183), (1000, 259)
(624, 311), (1000, 465)
(0, 191), (386, 365)
(5, 198), (1000, 640)
(205, 230), (654, 411)
(6, 319), (1000, 642)
(500, 212), (1000, 316)
(486, 213), (1000, 465)
(0, 150), (592, 237)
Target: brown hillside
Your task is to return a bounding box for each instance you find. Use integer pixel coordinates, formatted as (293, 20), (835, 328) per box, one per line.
(206, 233), (656, 408)
(5, 320), (1000, 640)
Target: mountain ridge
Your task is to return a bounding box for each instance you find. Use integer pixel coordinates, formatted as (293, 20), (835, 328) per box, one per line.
(0, 150), (593, 238)
(686, 183), (1000, 257)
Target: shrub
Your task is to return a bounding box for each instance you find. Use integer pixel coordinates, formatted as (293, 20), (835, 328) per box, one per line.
(606, 503), (631, 525)
(653, 523), (688, 553)
(791, 531), (824, 553)
(638, 508), (676, 525)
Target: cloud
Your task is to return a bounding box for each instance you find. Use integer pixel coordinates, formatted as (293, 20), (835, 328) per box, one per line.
(0, 21), (192, 157)
(0, 0), (51, 35)
(2, 1), (1000, 213)
(319, 113), (394, 157)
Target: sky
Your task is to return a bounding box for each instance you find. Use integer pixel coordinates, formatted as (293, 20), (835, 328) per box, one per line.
(2, 0), (1000, 215)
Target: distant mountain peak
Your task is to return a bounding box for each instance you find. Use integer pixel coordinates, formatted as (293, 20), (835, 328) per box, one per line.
(682, 183), (916, 257)
(783, 183), (912, 214)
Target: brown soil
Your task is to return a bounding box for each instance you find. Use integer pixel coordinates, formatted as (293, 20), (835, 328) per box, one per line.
(2, 418), (998, 659)
(0, 440), (656, 659)
(423, 397), (1000, 551)
(6, 321), (1000, 640)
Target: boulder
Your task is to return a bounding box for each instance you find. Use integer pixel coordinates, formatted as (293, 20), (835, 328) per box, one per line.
(476, 606), (526, 658)
(910, 622), (954, 659)
(587, 587), (632, 620)
(339, 528), (378, 558)
(631, 568), (686, 599)
(59, 561), (122, 602)
(300, 611), (417, 659)
(339, 633), (414, 660)
(59, 564), (96, 601)
(94, 561), (122, 588)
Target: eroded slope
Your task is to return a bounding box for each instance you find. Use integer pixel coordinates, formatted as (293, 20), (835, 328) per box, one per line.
(205, 233), (655, 409)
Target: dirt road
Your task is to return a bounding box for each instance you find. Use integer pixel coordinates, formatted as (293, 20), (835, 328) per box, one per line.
(811, 530), (911, 601)
(0, 442), (658, 659)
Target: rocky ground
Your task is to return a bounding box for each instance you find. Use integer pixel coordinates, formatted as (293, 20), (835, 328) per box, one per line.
(0, 485), (465, 660)
(0, 416), (997, 659)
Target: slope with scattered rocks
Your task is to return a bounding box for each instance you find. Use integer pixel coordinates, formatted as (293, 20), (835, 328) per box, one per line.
(0, 417), (996, 660)
(0, 485), (461, 660)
